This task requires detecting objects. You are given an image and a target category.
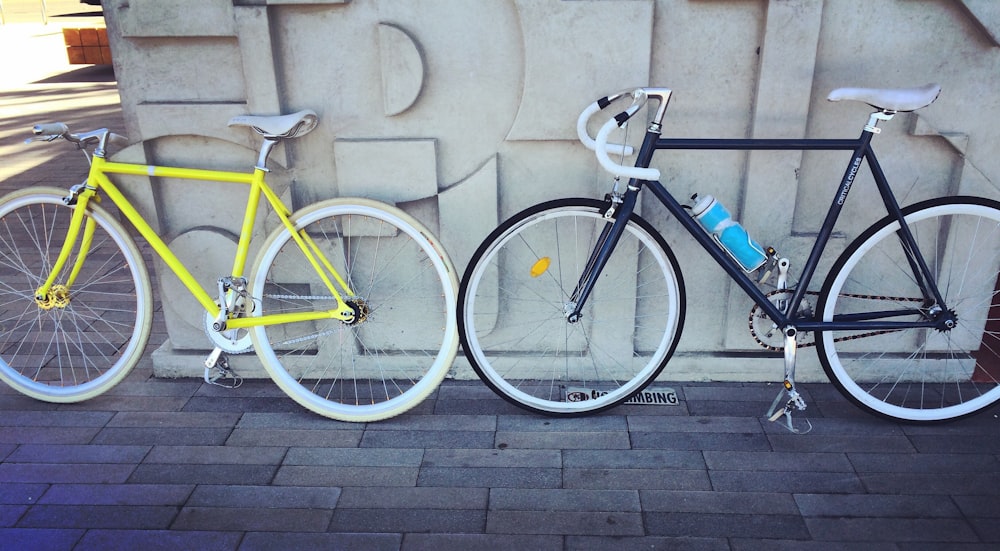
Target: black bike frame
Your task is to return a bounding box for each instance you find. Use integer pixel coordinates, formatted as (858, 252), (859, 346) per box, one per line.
(569, 127), (947, 334)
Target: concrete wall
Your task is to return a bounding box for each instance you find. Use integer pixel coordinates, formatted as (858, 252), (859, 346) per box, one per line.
(101, 0), (1000, 381)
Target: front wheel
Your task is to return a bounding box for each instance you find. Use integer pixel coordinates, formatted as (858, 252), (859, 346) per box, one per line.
(249, 198), (458, 422)
(817, 197), (1000, 422)
(0, 187), (152, 402)
(459, 198), (686, 416)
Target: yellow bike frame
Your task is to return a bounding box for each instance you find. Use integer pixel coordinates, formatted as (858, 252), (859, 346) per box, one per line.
(35, 154), (359, 327)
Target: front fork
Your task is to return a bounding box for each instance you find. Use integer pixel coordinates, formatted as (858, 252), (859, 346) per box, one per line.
(35, 185), (99, 309)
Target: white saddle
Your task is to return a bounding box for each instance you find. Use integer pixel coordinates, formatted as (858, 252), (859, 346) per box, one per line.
(827, 83), (941, 112)
(228, 109), (319, 139)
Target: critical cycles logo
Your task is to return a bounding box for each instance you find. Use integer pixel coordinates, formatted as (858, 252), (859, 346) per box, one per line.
(837, 156), (863, 205)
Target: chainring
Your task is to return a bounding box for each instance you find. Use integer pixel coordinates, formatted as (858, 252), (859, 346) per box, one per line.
(748, 290), (814, 351)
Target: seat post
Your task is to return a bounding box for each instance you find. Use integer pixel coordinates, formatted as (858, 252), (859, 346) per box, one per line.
(256, 138), (280, 171)
(864, 110), (895, 134)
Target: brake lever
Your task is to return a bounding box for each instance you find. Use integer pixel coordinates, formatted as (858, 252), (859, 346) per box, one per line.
(24, 135), (61, 144)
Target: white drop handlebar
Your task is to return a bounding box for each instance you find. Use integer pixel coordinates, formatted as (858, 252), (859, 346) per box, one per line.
(580, 90), (661, 181)
(576, 100), (634, 156)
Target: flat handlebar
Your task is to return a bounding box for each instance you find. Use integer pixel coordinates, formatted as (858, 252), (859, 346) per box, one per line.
(29, 123), (128, 151)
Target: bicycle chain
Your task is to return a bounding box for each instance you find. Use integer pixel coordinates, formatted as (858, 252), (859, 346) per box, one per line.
(748, 289), (924, 352)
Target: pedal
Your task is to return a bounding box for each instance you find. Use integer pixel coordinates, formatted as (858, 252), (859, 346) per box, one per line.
(203, 347), (242, 389)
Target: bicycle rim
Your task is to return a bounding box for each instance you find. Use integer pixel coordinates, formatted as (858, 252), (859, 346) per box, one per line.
(459, 199), (685, 415)
(0, 187), (151, 402)
(249, 198), (458, 422)
(818, 197), (1000, 422)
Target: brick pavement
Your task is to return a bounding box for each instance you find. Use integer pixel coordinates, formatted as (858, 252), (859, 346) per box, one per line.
(3, 20), (1000, 551)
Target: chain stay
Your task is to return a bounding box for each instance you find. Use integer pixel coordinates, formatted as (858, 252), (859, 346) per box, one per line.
(748, 290), (924, 352)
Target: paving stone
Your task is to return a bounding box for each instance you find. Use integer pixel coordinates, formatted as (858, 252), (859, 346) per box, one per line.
(906, 434), (1000, 455)
(703, 450), (853, 472)
(847, 452), (1000, 473)
(127, 464), (278, 485)
(768, 434), (916, 454)
(329, 508), (486, 533)
(951, 495), (1000, 518)
(563, 468), (712, 491)
(0, 483), (48, 505)
(859, 473), (1000, 496)
(490, 488), (640, 512)
(181, 395), (303, 414)
(643, 512), (810, 539)
(0, 463), (136, 485)
(91, 427), (233, 446)
(630, 431), (772, 451)
(235, 412), (357, 430)
(487, 510), (644, 536)
(75, 529), (242, 551)
(284, 447), (423, 467)
(366, 414), (497, 431)
(143, 445), (287, 465)
(563, 449), (705, 470)
(494, 430), (631, 450)
(273, 465), (420, 487)
(337, 486), (488, 510)
(417, 467), (562, 489)
(171, 506), (332, 532)
(0, 427), (102, 446)
(107, 411), (241, 428)
(0, 528), (85, 551)
(402, 533), (563, 551)
(185, 485), (340, 509)
(641, 490), (799, 515)
(567, 535), (728, 551)
(0, 505), (27, 528)
(627, 415), (764, 433)
(710, 470), (865, 494)
(38, 484), (194, 506)
(239, 531), (401, 551)
(6, 444), (151, 464)
(360, 430), (496, 449)
(803, 517), (979, 543)
(729, 538), (898, 550)
(225, 428), (363, 447)
(794, 493), (962, 518)
(0, 411), (115, 428)
(16, 505), (178, 530)
(57, 396), (193, 412)
(422, 448), (561, 468)
(497, 415), (627, 432)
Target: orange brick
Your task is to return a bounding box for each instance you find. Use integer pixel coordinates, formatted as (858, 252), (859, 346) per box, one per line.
(83, 46), (104, 64)
(63, 28), (82, 47)
(97, 28), (108, 46)
(100, 46), (113, 64)
(80, 28), (100, 46)
(66, 46), (88, 64)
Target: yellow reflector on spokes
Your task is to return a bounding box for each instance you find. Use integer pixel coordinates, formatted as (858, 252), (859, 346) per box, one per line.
(530, 257), (550, 278)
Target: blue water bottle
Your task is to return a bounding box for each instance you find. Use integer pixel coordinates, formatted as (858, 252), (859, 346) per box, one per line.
(691, 194), (767, 272)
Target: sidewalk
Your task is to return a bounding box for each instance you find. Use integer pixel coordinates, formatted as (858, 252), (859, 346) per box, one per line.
(3, 20), (1000, 551)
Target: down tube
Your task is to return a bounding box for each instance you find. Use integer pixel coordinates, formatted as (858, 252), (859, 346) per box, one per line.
(642, 179), (787, 322)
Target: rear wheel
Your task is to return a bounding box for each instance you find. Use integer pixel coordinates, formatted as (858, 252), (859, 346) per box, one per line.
(249, 198), (459, 422)
(817, 197), (1000, 422)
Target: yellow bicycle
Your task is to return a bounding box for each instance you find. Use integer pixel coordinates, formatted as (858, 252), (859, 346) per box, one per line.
(0, 110), (458, 422)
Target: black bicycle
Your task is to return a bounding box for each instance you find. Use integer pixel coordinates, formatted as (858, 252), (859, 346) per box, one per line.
(458, 85), (1000, 426)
